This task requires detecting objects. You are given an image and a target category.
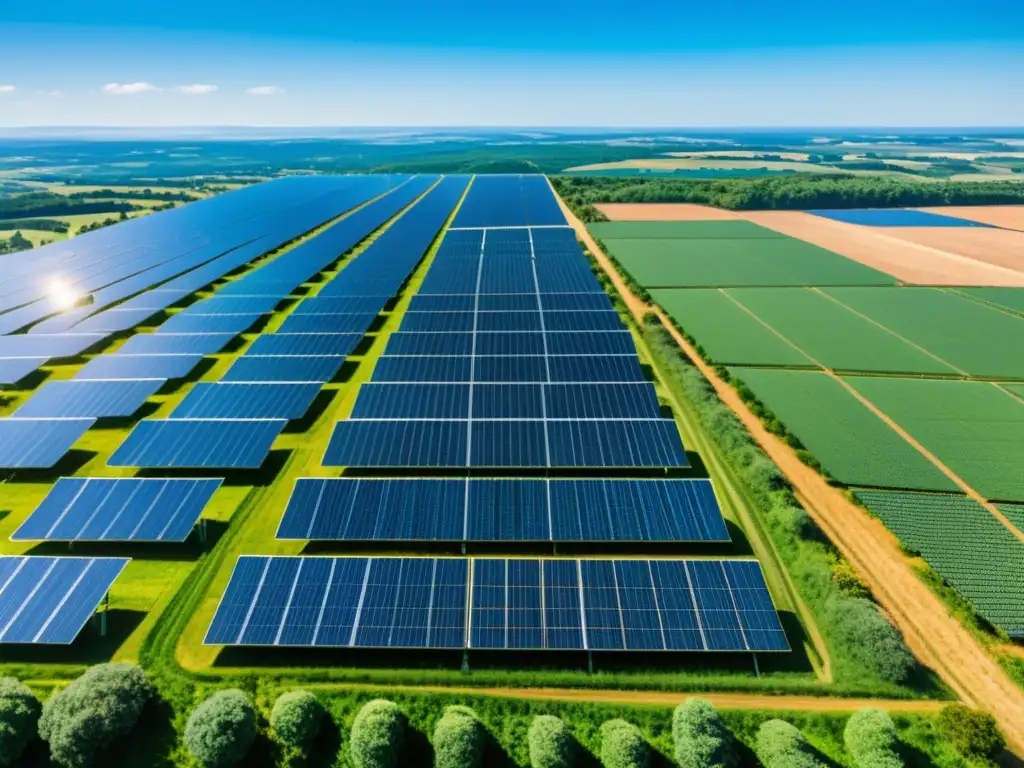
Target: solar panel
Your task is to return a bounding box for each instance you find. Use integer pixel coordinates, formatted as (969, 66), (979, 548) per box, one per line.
(277, 313), (377, 334)
(14, 379), (164, 419)
(221, 355), (344, 383)
(115, 333), (236, 355)
(0, 418), (95, 468)
(546, 420), (688, 468)
(475, 356), (548, 383)
(541, 293), (613, 311)
(0, 556), (129, 644)
(475, 332), (546, 356)
(544, 383), (661, 419)
(351, 383), (471, 419)
(548, 356), (646, 383)
(385, 332), (474, 356)
(324, 420), (468, 467)
(108, 419), (286, 468)
(0, 334), (105, 359)
(400, 312), (476, 333)
(72, 308), (162, 333)
(371, 356), (472, 383)
(0, 357), (47, 385)
(171, 383), (322, 420)
(544, 311), (624, 332)
(478, 311), (542, 332)
(292, 296), (390, 314)
(158, 313), (263, 334)
(245, 333), (361, 357)
(546, 331), (636, 356)
(478, 294), (538, 311)
(472, 384), (545, 418)
(470, 420), (547, 467)
(190, 295), (282, 315)
(13, 478), (221, 542)
(75, 354), (204, 381)
(408, 295), (475, 312)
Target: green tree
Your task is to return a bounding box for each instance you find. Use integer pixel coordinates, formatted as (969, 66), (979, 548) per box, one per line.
(672, 698), (736, 768)
(844, 709), (902, 768)
(433, 705), (487, 768)
(0, 677), (41, 767)
(271, 689), (323, 753)
(184, 689), (256, 768)
(755, 720), (825, 768)
(937, 704), (1005, 760)
(599, 719), (649, 768)
(350, 699), (407, 768)
(528, 715), (576, 768)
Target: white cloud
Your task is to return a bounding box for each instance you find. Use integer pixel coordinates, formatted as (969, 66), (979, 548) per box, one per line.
(40, 90), (65, 98)
(176, 84), (218, 95)
(0, 85), (15, 94)
(246, 85), (284, 96)
(103, 82), (160, 95)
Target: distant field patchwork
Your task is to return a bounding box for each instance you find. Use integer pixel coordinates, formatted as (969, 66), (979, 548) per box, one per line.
(957, 287), (1024, 315)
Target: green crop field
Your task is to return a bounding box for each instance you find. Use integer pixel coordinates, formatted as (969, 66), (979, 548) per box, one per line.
(844, 377), (1024, 502)
(823, 287), (1024, 380)
(650, 288), (814, 367)
(957, 286), (1024, 316)
(725, 288), (960, 375)
(729, 368), (956, 492)
(855, 490), (1024, 637)
(593, 232), (895, 288)
(588, 220), (786, 239)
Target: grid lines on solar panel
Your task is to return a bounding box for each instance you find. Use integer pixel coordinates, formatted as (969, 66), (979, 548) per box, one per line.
(170, 383), (321, 420)
(108, 419), (286, 468)
(115, 333), (236, 355)
(14, 379), (164, 419)
(0, 556), (129, 644)
(12, 478), (221, 542)
(75, 354), (204, 381)
(0, 418), (96, 469)
(158, 312), (263, 335)
(221, 356), (344, 383)
(245, 334), (361, 357)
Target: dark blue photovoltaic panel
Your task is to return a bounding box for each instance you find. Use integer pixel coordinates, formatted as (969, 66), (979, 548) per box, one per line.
(615, 560), (666, 651)
(475, 356), (548, 383)
(158, 312), (263, 334)
(580, 560), (624, 650)
(451, 175), (566, 228)
(13, 478), (221, 542)
(546, 331), (636, 355)
(0, 357), (47, 385)
(192, 295), (283, 315)
(296, 296), (393, 314)
(372, 356), (472, 382)
(478, 294), (538, 311)
(547, 420), (687, 468)
(476, 332), (545, 356)
(723, 560), (790, 651)
(478, 311), (541, 332)
(536, 261), (604, 294)
(544, 311), (624, 332)
(472, 384), (544, 418)
(544, 559), (585, 649)
(470, 420), (547, 467)
(544, 383), (661, 419)
(479, 258), (535, 294)
(15, 379), (164, 418)
(0, 418), (95, 469)
(351, 383), (470, 419)
(465, 479), (549, 541)
(0, 334), (104, 359)
(324, 420), (468, 467)
(547, 356), (646, 383)
(246, 333), (361, 357)
(470, 558), (509, 649)
(408, 295), (476, 312)
(0, 556), (129, 644)
(649, 560), (704, 650)
(277, 313), (378, 334)
(686, 560), (747, 651)
(75, 354), (204, 381)
(385, 332), (473, 356)
(170, 383), (321, 420)
(116, 333), (236, 355)
(108, 419), (285, 468)
(278, 478), (465, 540)
(400, 312), (475, 333)
(221, 355), (344, 383)
(541, 293), (613, 311)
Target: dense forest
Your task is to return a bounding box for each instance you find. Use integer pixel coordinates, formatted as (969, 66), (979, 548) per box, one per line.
(0, 192), (141, 221)
(551, 174), (1024, 219)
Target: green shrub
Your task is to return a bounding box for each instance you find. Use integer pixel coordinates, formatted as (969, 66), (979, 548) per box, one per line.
(350, 699), (407, 768)
(937, 704), (1005, 760)
(754, 720), (825, 768)
(434, 705), (486, 768)
(826, 596), (916, 683)
(38, 662), (153, 768)
(599, 719), (648, 768)
(844, 709), (902, 768)
(271, 689), (323, 752)
(184, 689), (257, 768)
(671, 698), (735, 768)
(0, 677), (41, 767)
(528, 714), (575, 768)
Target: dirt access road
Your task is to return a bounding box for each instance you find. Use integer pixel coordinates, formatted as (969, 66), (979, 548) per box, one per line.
(553, 188), (1024, 754)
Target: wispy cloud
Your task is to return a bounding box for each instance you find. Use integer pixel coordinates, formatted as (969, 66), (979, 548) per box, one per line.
(176, 84), (218, 95)
(103, 82), (161, 95)
(0, 85), (16, 94)
(40, 90), (65, 98)
(246, 85), (284, 96)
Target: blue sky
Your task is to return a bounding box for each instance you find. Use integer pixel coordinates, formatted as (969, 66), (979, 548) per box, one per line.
(1, 0), (1022, 127)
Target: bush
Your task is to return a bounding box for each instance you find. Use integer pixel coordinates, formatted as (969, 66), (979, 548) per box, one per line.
(937, 704), (1005, 760)
(38, 662), (153, 768)
(672, 698), (735, 768)
(184, 689), (257, 768)
(844, 709), (902, 768)
(434, 705), (486, 768)
(755, 720), (825, 768)
(826, 596), (916, 683)
(599, 719), (649, 768)
(271, 690), (323, 752)
(350, 699), (407, 768)
(0, 677), (41, 767)
(528, 715), (575, 768)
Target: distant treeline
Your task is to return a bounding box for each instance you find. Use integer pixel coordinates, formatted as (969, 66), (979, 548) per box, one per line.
(67, 188), (198, 201)
(0, 192), (141, 221)
(551, 174), (1024, 219)
(0, 231), (33, 255)
(0, 217), (69, 233)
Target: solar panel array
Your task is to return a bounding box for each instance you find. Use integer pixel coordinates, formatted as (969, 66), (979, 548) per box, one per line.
(278, 478), (729, 543)
(205, 556), (787, 652)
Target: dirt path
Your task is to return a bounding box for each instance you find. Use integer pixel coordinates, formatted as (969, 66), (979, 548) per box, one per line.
(318, 682), (947, 713)
(553, 188), (1024, 754)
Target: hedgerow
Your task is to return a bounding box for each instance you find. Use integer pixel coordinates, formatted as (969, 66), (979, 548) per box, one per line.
(528, 714), (576, 768)
(599, 719), (649, 768)
(844, 708), (903, 768)
(672, 698), (736, 768)
(434, 705), (487, 768)
(350, 699), (407, 768)
(754, 720), (825, 768)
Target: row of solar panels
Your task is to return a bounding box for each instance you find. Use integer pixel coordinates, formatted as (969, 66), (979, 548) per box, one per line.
(206, 555), (788, 652)
(450, 175), (567, 229)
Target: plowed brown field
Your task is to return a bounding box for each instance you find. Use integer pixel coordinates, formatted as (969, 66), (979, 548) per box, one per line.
(919, 205), (1024, 230)
(875, 226), (1024, 274)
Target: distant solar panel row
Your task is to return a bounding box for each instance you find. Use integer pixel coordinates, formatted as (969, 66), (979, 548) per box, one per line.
(451, 175), (567, 229)
(384, 331), (638, 356)
(0, 556), (128, 644)
(324, 419), (687, 468)
(371, 355), (646, 383)
(13, 478), (220, 542)
(205, 556), (787, 652)
(278, 478), (729, 543)
(400, 310), (624, 333)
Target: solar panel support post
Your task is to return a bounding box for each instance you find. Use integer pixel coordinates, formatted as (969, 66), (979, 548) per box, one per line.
(587, 651), (594, 675)
(752, 652), (760, 678)
(198, 519), (208, 545)
(100, 592), (109, 638)
(461, 650), (470, 674)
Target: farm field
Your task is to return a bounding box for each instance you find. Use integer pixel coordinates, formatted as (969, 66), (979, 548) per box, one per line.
(918, 204), (1024, 229)
(589, 220), (785, 239)
(843, 377), (1024, 502)
(0, 227), (66, 246)
(874, 226), (1024, 275)
(823, 287), (1024, 379)
(594, 203), (742, 220)
(726, 367), (956, 492)
(854, 491), (1024, 637)
(957, 287), (1024, 315)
